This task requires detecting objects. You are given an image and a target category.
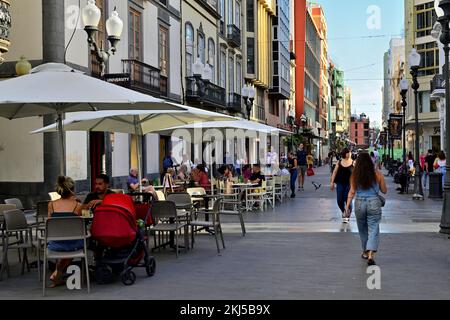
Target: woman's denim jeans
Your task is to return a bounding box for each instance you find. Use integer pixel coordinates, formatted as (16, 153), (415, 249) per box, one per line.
(336, 183), (351, 213)
(290, 169), (298, 195)
(354, 197), (382, 252)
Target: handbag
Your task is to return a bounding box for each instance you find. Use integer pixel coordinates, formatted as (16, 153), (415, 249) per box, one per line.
(371, 186), (386, 207)
(307, 167), (315, 176)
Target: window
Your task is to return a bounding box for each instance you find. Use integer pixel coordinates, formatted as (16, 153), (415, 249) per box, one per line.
(236, 58), (242, 94)
(198, 32), (205, 64)
(185, 23), (194, 77)
(219, 0), (225, 34)
(416, 42), (439, 76)
(415, 2), (436, 38)
(220, 48), (227, 88)
(159, 26), (168, 77)
(247, 0), (254, 32)
(235, 0), (241, 28)
(228, 54), (234, 94)
(247, 37), (255, 74)
(431, 99), (438, 112)
(129, 8), (142, 60)
(208, 38), (216, 83)
(228, 0), (233, 26)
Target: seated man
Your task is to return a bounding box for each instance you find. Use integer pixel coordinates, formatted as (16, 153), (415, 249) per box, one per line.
(128, 168), (157, 199)
(81, 174), (115, 210)
(250, 164), (265, 187)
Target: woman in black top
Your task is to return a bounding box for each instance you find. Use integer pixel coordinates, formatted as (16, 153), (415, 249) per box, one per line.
(287, 152), (298, 198)
(330, 148), (354, 223)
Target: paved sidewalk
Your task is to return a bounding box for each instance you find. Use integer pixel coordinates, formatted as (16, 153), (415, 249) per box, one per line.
(0, 166), (449, 300)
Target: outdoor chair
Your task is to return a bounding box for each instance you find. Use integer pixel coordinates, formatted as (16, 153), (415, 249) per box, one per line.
(28, 201), (49, 241)
(281, 175), (291, 199)
(220, 190), (246, 236)
(0, 209), (33, 281)
(187, 187), (212, 210)
(39, 216), (90, 296)
(190, 198), (225, 255)
(150, 201), (189, 258)
(166, 192), (194, 224)
(246, 180), (267, 211)
(4, 198), (35, 215)
(274, 176), (284, 203)
(155, 190), (166, 201)
(264, 179), (276, 209)
(111, 189), (125, 194)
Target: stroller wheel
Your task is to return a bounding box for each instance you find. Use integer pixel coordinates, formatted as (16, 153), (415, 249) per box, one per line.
(121, 270), (136, 286)
(145, 258), (156, 277)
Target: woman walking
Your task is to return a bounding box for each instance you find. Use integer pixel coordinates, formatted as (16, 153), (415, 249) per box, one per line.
(434, 151), (447, 188)
(287, 152), (298, 198)
(330, 148), (354, 223)
(345, 152), (387, 266)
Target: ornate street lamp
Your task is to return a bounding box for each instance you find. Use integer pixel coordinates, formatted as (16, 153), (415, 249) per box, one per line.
(242, 84), (256, 120)
(82, 0), (123, 76)
(435, 0), (450, 233)
(0, 0), (12, 65)
(408, 48), (424, 200)
(399, 78), (409, 176)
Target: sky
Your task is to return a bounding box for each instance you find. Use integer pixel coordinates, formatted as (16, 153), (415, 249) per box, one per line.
(311, 0), (405, 128)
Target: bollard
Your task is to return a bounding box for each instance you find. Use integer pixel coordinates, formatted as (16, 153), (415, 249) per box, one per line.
(429, 172), (443, 199)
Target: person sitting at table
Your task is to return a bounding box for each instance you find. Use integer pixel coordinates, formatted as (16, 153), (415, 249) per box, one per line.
(218, 164), (233, 181)
(127, 168), (156, 195)
(250, 163), (265, 187)
(81, 174), (114, 211)
(47, 176), (83, 287)
(242, 164), (252, 182)
(177, 164), (189, 181)
(195, 164), (211, 188)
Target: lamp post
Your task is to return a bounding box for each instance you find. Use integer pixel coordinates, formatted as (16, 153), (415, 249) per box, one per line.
(82, 0), (123, 76)
(242, 84), (256, 120)
(435, 0), (450, 233)
(400, 78), (409, 175)
(408, 48), (424, 200)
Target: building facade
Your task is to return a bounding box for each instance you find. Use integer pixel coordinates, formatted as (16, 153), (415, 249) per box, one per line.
(0, 0), (183, 204)
(404, 0), (440, 155)
(350, 113), (370, 149)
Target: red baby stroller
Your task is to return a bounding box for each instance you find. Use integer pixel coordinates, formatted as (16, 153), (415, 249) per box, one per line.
(91, 193), (155, 285)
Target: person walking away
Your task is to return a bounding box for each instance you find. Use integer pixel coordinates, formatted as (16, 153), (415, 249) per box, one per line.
(423, 150), (436, 189)
(287, 152), (298, 198)
(345, 152), (387, 266)
(434, 151), (447, 189)
(331, 148), (354, 223)
(296, 143), (307, 191)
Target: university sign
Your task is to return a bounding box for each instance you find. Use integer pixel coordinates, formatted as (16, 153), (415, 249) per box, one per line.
(0, 0), (11, 64)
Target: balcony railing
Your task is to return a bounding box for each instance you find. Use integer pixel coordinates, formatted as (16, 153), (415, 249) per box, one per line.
(227, 24), (241, 47)
(104, 59), (167, 97)
(185, 77), (226, 109)
(227, 92), (242, 113)
(431, 74), (444, 93)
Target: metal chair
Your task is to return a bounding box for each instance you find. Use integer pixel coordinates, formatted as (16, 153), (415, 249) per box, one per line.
(149, 201), (189, 258)
(48, 192), (61, 201)
(0, 209), (33, 280)
(264, 179), (276, 209)
(111, 189), (125, 194)
(4, 198), (35, 215)
(166, 192), (193, 223)
(39, 216), (90, 296)
(155, 190), (166, 201)
(274, 176), (284, 203)
(246, 180), (267, 211)
(220, 190), (246, 236)
(190, 198), (225, 255)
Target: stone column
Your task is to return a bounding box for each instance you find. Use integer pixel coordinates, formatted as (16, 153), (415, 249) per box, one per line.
(42, 0), (65, 191)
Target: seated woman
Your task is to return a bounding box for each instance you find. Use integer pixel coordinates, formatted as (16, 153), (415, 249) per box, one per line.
(242, 164), (252, 182)
(218, 165), (233, 181)
(195, 164), (211, 189)
(47, 176), (83, 287)
(177, 164), (189, 181)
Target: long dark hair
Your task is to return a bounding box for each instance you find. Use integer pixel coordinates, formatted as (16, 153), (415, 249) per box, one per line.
(352, 153), (376, 189)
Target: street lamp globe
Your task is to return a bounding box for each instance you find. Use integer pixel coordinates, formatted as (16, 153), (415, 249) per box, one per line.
(241, 84), (249, 98)
(193, 57), (204, 78)
(203, 63), (212, 82)
(399, 79), (409, 93)
(248, 85), (256, 99)
(82, 0), (101, 29)
(106, 8), (123, 39)
(435, 0), (445, 17)
(408, 48), (421, 68)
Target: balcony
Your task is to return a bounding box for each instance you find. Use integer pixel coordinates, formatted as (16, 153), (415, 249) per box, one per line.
(227, 93), (242, 113)
(227, 24), (241, 48)
(104, 59), (167, 98)
(185, 77), (226, 109)
(254, 104), (266, 122)
(195, 0), (221, 19)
